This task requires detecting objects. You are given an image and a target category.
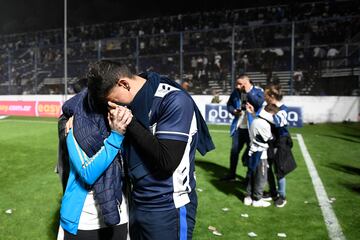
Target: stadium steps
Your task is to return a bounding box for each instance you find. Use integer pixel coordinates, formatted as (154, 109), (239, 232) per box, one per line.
(321, 67), (360, 78)
(31, 70), (53, 94)
(246, 71), (291, 94)
(207, 71), (293, 95)
(299, 67), (360, 95)
(208, 75), (232, 95)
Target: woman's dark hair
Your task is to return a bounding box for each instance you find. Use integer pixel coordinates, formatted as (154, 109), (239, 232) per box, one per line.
(87, 60), (134, 111)
(265, 83), (283, 101)
(72, 78), (88, 93)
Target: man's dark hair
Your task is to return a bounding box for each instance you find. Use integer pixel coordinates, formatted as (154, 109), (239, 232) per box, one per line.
(236, 73), (254, 85)
(236, 73), (249, 80)
(87, 60), (134, 111)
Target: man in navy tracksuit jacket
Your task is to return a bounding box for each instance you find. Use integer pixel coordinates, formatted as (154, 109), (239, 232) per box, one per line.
(86, 60), (215, 240)
(222, 74), (264, 181)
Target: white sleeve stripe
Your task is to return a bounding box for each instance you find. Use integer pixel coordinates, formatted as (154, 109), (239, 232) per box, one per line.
(278, 110), (288, 127)
(155, 131), (189, 137)
(274, 110), (288, 127)
(71, 131), (107, 168)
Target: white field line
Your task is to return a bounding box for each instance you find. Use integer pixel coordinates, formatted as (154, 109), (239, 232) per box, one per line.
(0, 119), (57, 124)
(210, 129), (228, 133)
(296, 133), (346, 240)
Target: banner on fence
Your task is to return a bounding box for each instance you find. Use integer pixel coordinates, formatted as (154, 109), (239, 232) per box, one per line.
(0, 100), (62, 117)
(205, 104), (302, 127)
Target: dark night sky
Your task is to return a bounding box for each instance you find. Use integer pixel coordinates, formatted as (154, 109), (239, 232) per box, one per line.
(0, 0), (288, 35)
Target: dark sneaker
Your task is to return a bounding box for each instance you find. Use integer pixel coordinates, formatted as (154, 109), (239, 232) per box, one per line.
(219, 174), (236, 181)
(261, 192), (278, 201)
(261, 192), (273, 201)
(274, 196), (287, 208)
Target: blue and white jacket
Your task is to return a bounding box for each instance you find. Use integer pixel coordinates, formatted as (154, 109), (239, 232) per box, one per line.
(273, 103), (290, 137)
(60, 129), (124, 234)
(124, 72), (214, 211)
(59, 89), (125, 235)
(227, 86), (264, 136)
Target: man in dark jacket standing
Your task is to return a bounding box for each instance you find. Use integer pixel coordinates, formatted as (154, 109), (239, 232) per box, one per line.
(221, 74), (264, 181)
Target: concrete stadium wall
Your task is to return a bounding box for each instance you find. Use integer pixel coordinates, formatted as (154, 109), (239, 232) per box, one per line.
(0, 95), (359, 123)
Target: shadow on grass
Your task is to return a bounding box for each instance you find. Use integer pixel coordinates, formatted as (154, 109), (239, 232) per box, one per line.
(340, 122), (360, 132)
(333, 122), (360, 142)
(342, 132), (360, 140)
(327, 163), (360, 195)
(327, 162), (360, 176)
(320, 134), (360, 144)
(47, 196), (61, 239)
(195, 159), (247, 201)
(343, 183), (360, 194)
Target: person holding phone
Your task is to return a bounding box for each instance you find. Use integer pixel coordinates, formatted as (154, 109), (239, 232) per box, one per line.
(221, 74), (264, 181)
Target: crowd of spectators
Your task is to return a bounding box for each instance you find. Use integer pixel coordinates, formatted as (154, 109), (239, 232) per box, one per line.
(0, 0), (359, 95)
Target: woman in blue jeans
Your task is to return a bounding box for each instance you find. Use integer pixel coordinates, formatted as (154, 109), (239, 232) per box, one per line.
(262, 83), (296, 208)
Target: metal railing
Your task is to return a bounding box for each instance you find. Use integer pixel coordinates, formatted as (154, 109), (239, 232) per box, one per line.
(0, 16), (359, 96)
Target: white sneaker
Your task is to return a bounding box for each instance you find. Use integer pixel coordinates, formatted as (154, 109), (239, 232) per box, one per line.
(244, 196), (252, 206)
(261, 196), (273, 201)
(261, 192), (274, 201)
(252, 199), (271, 207)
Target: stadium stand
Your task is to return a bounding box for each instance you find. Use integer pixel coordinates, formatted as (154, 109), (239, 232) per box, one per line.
(0, 0), (359, 95)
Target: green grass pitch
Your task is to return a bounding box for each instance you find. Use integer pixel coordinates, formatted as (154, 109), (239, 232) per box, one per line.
(0, 116), (359, 239)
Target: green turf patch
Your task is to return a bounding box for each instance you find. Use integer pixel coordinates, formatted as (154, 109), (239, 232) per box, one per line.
(0, 117), (359, 239)
(0, 116), (61, 239)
